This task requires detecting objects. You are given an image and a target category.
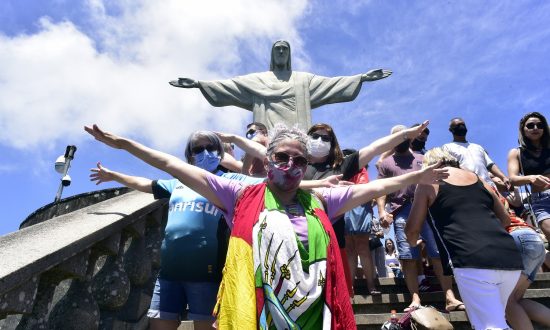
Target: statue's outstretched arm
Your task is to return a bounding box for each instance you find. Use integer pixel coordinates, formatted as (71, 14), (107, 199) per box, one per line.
(361, 69), (392, 82)
(169, 77), (199, 88)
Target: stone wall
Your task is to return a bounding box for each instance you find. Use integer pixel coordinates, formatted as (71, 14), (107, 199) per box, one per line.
(0, 190), (167, 330)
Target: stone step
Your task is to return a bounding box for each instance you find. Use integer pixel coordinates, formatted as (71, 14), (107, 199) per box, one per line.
(355, 311), (549, 330)
(178, 311), (550, 330)
(354, 272), (550, 293)
(352, 289), (550, 313)
(177, 274), (550, 329)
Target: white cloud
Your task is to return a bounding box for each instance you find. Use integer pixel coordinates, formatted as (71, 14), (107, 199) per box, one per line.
(0, 0), (308, 151)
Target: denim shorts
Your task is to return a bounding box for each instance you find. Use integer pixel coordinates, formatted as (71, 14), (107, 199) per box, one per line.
(344, 204), (374, 234)
(147, 277), (218, 321)
(393, 203), (439, 260)
(532, 189), (550, 224)
(510, 228), (546, 282)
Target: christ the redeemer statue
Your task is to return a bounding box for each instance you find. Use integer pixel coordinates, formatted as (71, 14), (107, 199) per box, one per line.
(169, 40), (392, 130)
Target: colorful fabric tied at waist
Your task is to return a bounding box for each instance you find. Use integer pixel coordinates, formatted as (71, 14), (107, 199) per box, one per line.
(214, 183), (355, 329)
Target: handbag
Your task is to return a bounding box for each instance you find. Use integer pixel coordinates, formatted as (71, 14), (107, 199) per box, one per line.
(397, 306), (415, 329)
(517, 147), (538, 227)
(410, 306), (453, 330)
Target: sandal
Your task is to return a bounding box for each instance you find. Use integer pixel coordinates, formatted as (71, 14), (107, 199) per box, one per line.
(446, 303), (466, 312)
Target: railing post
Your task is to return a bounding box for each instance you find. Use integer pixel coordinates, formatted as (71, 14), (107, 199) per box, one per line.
(16, 250), (90, 329)
(48, 250), (100, 329)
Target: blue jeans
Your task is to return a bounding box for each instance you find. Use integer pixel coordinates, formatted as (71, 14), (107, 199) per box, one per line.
(510, 228), (545, 281)
(532, 189), (550, 224)
(393, 203), (439, 260)
(147, 277), (218, 321)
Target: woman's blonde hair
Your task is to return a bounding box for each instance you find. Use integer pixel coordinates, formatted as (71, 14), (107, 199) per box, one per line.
(422, 147), (459, 168)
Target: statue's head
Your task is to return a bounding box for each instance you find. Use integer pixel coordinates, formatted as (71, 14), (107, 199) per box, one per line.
(270, 40), (291, 71)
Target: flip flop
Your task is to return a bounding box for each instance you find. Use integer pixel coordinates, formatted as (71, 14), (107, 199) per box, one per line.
(446, 303), (466, 312)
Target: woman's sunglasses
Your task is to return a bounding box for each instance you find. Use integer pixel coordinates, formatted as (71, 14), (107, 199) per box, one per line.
(309, 133), (332, 142)
(192, 145), (217, 155)
(525, 122), (545, 130)
(271, 152), (308, 168)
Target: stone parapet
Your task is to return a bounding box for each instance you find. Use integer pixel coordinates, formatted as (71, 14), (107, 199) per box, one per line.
(0, 190), (167, 330)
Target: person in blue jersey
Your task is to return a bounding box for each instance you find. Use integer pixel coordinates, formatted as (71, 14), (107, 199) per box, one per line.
(90, 130), (261, 330)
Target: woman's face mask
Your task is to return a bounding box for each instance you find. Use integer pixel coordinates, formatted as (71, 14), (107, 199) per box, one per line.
(267, 161), (305, 191)
(194, 150), (220, 172)
(308, 136), (331, 158)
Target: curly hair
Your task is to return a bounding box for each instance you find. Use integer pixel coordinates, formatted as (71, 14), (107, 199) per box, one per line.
(266, 124), (308, 158)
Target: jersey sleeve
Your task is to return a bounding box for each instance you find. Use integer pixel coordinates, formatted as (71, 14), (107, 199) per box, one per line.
(151, 179), (175, 199)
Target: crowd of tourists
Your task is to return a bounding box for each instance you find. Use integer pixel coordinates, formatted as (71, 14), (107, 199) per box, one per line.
(85, 111), (549, 330)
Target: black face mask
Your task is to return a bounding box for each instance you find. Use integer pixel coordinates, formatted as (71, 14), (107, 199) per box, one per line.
(410, 138), (426, 152)
(394, 140), (410, 153)
(450, 124), (468, 137)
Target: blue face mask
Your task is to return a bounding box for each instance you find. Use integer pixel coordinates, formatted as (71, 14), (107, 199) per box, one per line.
(194, 150), (220, 172)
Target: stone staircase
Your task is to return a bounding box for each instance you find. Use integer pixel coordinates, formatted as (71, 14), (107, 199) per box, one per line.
(178, 272), (550, 329)
(352, 273), (550, 330)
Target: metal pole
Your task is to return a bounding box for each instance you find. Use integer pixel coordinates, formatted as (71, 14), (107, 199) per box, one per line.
(54, 145), (77, 203)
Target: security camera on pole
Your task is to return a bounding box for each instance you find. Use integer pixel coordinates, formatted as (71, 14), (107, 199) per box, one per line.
(54, 145), (77, 202)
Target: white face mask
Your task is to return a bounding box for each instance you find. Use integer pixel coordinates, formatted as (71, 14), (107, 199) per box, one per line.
(308, 137), (331, 157)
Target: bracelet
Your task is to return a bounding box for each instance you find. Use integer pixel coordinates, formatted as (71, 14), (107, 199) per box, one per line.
(402, 131), (408, 141)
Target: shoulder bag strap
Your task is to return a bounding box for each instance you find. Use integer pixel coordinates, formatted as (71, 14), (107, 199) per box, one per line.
(517, 147), (537, 228)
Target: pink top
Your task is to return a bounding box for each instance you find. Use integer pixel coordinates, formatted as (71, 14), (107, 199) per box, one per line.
(206, 173), (352, 244)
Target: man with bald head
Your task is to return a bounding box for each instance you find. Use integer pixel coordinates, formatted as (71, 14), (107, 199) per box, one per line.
(442, 117), (510, 188)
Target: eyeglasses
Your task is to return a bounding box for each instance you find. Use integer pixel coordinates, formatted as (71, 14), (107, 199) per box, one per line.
(271, 152), (308, 168)
(192, 145), (217, 155)
(309, 133), (332, 142)
(525, 122), (544, 130)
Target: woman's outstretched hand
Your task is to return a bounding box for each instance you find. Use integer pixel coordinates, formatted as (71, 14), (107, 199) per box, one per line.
(84, 124), (124, 149)
(89, 162), (114, 185)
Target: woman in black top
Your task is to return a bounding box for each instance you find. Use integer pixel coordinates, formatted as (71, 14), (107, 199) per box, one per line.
(406, 147), (523, 330)
(508, 112), (550, 237)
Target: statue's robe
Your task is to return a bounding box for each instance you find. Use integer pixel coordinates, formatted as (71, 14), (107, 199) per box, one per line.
(197, 71), (363, 130)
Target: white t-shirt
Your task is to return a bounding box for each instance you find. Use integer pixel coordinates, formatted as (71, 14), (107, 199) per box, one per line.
(442, 141), (494, 185)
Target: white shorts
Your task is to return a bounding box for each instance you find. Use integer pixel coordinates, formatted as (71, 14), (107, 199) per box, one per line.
(453, 268), (520, 330)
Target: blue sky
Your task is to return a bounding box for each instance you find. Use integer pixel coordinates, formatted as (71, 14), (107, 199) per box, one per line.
(1, 1), (549, 235)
